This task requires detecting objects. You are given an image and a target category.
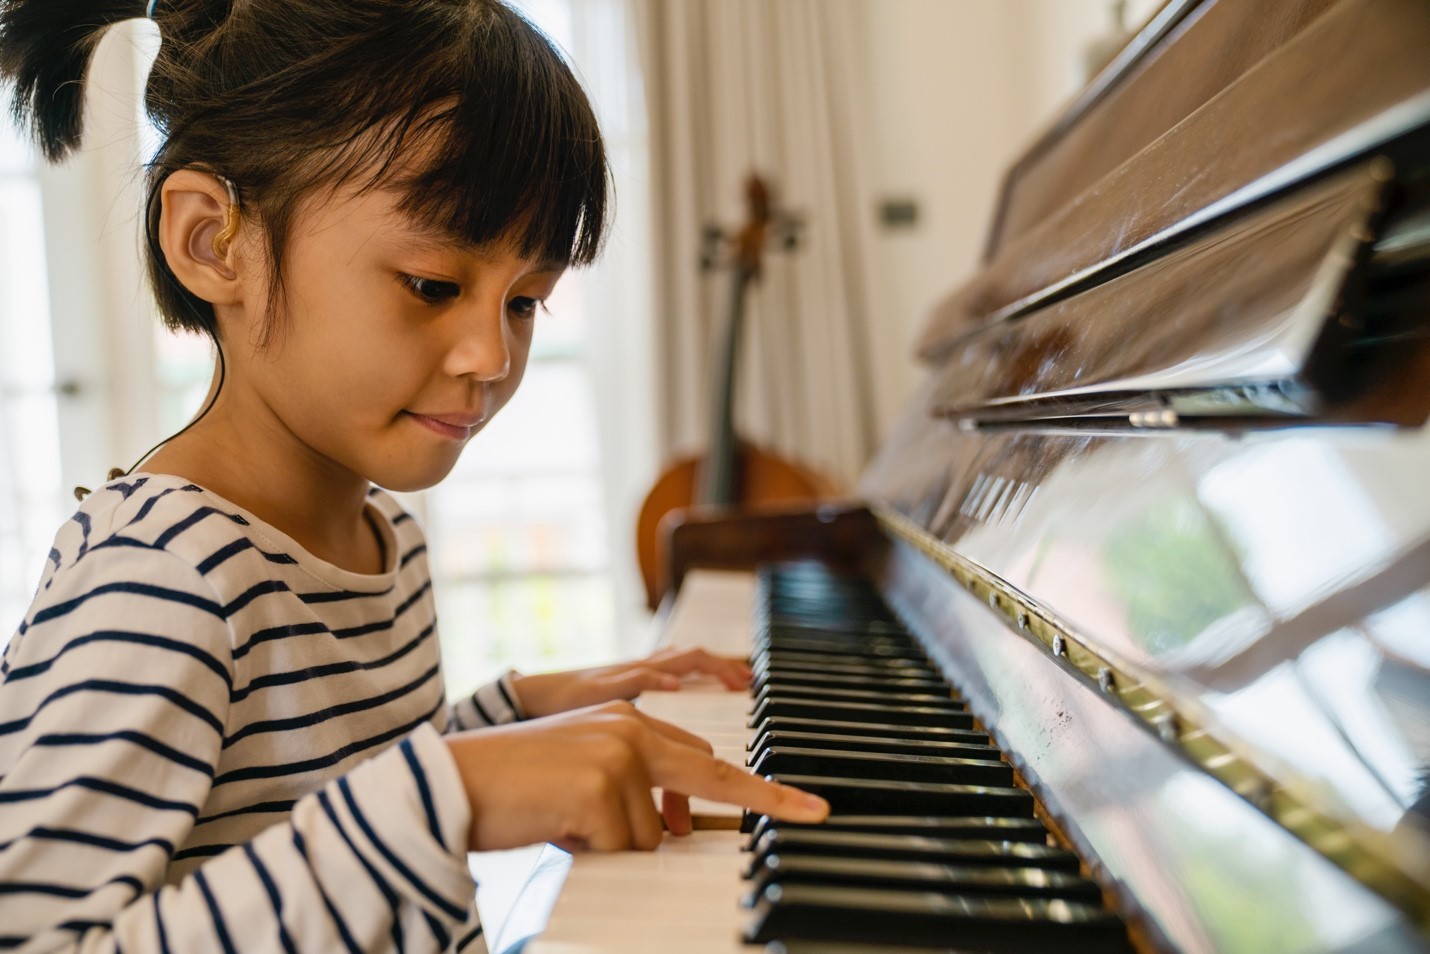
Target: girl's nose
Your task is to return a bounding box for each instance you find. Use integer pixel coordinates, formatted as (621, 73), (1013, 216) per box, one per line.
(444, 301), (511, 382)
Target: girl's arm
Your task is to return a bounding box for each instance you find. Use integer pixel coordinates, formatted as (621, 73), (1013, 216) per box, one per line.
(0, 546), (479, 953)
(447, 648), (751, 730)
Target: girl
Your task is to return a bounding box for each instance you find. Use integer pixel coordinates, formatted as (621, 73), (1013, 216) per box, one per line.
(0, 1), (828, 951)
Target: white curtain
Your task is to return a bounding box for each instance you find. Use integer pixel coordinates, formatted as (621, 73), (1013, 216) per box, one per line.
(1, 22), (153, 635)
(0, 148), (65, 634)
(631, 0), (881, 488)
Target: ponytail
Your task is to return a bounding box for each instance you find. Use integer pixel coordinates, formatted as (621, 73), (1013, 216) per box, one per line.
(0, 0), (147, 161)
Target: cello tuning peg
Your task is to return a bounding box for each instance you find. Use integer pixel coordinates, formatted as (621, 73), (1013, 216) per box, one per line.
(700, 225), (729, 271)
(701, 249), (733, 272)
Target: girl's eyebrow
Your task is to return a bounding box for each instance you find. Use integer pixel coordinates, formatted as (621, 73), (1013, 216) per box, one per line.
(393, 229), (568, 275)
(392, 224), (472, 254)
(392, 222), (568, 273)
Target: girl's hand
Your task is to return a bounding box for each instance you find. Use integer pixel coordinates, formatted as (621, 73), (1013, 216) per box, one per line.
(509, 647), (753, 718)
(444, 701), (829, 851)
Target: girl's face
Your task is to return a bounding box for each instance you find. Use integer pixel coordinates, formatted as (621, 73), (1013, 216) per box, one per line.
(230, 184), (565, 493)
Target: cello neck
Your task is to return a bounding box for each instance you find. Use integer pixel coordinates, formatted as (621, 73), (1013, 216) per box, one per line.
(697, 264), (755, 506)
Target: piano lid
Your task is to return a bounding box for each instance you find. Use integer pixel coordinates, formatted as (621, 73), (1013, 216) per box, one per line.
(928, 162), (1419, 428)
(917, 0), (1430, 362)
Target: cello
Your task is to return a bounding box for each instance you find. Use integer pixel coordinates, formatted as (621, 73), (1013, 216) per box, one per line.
(635, 175), (836, 609)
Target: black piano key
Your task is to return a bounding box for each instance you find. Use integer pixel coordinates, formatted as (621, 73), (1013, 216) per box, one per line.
(750, 717), (989, 748)
(766, 615), (903, 630)
(752, 671), (950, 693)
(749, 698), (976, 729)
(760, 635), (915, 657)
(753, 684), (967, 709)
(758, 650), (931, 670)
(763, 942), (968, 954)
(762, 620), (913, 639)
(766, 605), (900, 625)
(748, 731), (1002, 762)
(763, 606), (893, 619)
(745, 884), (1130, 952)
(746, 814), (1048, 846)
(754, 564), (1129, 952)
(768, 578), (879, 592)
(747, 829), (1077, 874)
(755, 636), (925, 659)
(755, 649), (928, 667)
(761, 774), (1034, 818)
(747, 854), (1104, 904)
(750, 747), (1014, 787)
(756, 659), (944, 681)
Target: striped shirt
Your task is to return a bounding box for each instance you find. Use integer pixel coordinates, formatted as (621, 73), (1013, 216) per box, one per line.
(0, 474), (523, 953)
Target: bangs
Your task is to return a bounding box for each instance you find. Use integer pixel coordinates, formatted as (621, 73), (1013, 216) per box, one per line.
(365, 9), (608, 267)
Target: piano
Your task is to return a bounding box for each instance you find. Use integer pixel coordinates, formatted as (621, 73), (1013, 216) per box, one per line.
(525, 0), (1430, 950)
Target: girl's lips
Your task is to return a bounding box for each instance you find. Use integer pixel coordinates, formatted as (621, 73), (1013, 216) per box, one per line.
(406, 411), (478, 440)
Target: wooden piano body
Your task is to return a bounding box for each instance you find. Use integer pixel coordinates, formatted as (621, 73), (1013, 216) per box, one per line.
(530, 1), (1430, 950)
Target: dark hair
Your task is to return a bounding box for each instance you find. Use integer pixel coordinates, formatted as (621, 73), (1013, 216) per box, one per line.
(0, 0), (609, 344)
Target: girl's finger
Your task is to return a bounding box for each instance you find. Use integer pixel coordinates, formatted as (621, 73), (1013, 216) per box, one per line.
(657, 648), (750, 689)
(644, 735), (829, 824)
(612, 667), (680, 697)
(686, 650), (750, 689)
(660, 788), (693, 836)
(583, 783), (636, 853)
(624, 707), (715, 755)
(624, 773), (665, 850)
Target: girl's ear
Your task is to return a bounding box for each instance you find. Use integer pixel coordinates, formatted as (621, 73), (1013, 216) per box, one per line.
(159, 169), (246, 306)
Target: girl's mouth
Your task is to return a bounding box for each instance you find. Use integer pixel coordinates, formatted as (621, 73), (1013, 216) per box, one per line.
(405, 411), (479, 441)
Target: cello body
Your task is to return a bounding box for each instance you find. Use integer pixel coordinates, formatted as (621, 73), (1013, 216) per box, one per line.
(636, 442), (835, 608)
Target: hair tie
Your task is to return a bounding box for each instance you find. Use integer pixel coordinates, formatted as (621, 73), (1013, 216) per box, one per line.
(146, 0), (158, 17)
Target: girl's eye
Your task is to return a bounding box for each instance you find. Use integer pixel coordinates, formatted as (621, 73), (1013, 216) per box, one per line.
(399, 274), (460, 304)
(508, 296), (543, 319)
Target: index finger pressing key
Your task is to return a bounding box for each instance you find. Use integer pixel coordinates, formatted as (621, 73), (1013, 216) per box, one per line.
(652, 741), (830, 824)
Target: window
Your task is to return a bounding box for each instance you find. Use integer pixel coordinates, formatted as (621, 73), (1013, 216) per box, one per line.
(0, 119), (65, 633)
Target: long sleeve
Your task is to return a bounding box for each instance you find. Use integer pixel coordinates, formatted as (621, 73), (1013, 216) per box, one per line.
(0, 544), (479, 953)
(447, 672), (526, 731)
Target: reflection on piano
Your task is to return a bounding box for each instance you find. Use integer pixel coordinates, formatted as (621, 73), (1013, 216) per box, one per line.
(529, 0), (1430, 950)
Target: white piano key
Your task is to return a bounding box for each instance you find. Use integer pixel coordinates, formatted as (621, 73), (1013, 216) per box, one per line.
(637, 690), (751, 726)
(527, 575), (760, 950)
(532, 931), (748, 954)
(656, 570), (757, 656)
(528, 831), (750, 954)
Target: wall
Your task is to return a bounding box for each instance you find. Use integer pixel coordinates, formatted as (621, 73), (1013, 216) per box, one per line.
(853, 0), (1152, 439)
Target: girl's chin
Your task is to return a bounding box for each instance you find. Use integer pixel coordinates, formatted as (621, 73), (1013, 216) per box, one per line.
(368, 462), (459, 494)
(357, 449), (463, 492)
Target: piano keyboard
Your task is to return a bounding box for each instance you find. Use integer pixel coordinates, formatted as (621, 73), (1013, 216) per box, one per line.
(529, 566), (1131, 952)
